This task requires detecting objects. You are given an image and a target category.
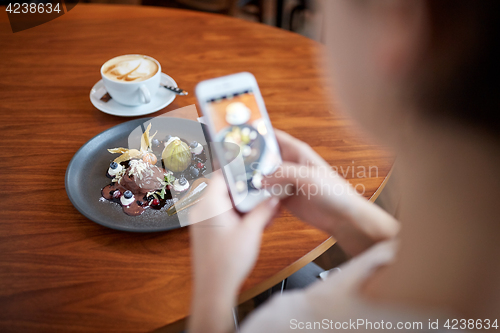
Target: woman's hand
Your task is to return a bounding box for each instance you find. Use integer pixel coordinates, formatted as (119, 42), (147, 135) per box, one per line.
(188, 172), (280, 333)
(264, 129), (399, 255)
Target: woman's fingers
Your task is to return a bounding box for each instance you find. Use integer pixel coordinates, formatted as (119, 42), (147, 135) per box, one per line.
(274, 129), (303, 163)
(274, 129), (331, 168)
(264, 162), (314, 192)
(189, 171), (235, 225)
(264, 162), (354, 209)
(242, 197), (280, 232)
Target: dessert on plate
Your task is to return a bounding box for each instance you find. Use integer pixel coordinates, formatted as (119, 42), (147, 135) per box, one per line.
(101, 123), (209, 216)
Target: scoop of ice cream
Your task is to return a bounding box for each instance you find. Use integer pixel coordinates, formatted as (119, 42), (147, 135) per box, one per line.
(119, 159), (166, 194)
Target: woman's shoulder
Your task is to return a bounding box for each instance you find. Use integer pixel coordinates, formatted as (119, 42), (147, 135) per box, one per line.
(241, 240), (461, 332)
(240, 241), (397, 332)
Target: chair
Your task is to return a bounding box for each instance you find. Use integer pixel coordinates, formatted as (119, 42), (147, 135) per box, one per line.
(141, 0), (238, 16)
(175, 0), (238, 15)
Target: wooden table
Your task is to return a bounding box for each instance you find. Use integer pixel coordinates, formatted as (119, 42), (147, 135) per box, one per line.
(0, 5), (393, 332)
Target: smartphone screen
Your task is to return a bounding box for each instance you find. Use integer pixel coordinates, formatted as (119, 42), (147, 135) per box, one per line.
(204, 89), (281, 196)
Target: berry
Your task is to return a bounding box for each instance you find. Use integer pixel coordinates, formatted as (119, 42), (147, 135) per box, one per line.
(136, 200), (143, 206)
(189, 141), (198, 149)
(166, 185), (173, 190)
(179, 177), (187, 186)
(190, 167), (199, 178)
(112, 190), (122, 199)
(124, 190), (133, 199)
(165, 135), (172, 142)
(197, 162), (204, 169)
(110, 161), (118, 169)
(142, 153), (157, 165)
(152, 198), (160, 206)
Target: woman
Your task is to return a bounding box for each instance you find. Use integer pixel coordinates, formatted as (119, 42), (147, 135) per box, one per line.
(189, 0), (500, 332)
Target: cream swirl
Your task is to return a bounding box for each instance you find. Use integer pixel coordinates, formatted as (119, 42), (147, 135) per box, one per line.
(102, 55), (158, 82)
(173, 178), (190, 192)
(190, 142), (204, 155)
(108, 163), (123, 176)
(120, 192), (135, 206)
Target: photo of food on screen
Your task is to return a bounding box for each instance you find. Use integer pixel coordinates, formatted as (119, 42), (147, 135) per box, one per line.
(206, 90), (280, 192)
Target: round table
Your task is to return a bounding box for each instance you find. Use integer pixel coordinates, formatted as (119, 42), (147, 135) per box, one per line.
(0, 5), (393, 332)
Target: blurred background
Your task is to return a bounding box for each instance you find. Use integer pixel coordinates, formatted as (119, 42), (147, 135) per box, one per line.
(80, 0), (324, 41)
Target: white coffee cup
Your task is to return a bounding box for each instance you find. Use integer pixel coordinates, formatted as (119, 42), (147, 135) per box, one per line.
(100, 55), (161, 106)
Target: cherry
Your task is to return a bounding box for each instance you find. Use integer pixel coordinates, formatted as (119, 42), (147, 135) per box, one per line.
(112, 190), (122, 199)
(197, 162), (204, 169)
(152, 198), (160, 206)
(166, 185), (173, 190)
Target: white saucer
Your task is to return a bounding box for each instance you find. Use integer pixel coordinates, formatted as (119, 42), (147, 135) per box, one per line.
(90, 73), (177, 117)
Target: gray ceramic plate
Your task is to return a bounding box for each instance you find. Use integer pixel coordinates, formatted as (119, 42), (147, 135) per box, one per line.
(65, 117), (212, 232)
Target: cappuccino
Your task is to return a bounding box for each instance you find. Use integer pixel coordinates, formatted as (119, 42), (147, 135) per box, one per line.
(102, 55), (159, 83)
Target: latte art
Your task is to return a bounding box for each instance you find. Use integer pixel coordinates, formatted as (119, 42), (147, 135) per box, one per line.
(102, 55), (158, 82)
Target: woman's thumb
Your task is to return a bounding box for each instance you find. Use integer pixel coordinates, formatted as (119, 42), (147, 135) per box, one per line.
(263, 162), (314, 196)
(242, 197), (280, 231)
